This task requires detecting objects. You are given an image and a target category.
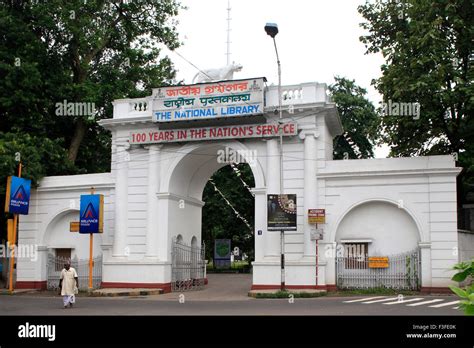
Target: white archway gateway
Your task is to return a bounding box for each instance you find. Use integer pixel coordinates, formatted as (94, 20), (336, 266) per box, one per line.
(16, 79), (462, 293)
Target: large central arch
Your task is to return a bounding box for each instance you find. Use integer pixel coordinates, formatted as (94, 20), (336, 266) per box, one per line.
(161, 140), (265, 198)
(159, 140), (265, 290)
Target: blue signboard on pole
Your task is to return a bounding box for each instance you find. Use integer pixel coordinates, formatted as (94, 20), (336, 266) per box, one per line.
(5, 176), (31, 215)
(79, 194), (104, 234)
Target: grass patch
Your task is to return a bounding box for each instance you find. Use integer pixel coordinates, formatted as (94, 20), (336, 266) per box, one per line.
(255, 290), (327, 299)
(207, 261), (251, 273)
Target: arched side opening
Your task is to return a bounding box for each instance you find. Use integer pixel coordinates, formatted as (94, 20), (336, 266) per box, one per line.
(334, 201), (422, 290)
(43, 209), (102, 260)
(43, 209), (103, 290)
(191, 236), (198, 248)
(335, 201), (420, 255)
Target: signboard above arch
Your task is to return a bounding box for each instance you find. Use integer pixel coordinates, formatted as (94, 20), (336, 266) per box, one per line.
(152, 77), (265, 122)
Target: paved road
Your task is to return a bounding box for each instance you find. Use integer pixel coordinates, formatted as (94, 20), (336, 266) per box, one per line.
(0, 274), (463, 315)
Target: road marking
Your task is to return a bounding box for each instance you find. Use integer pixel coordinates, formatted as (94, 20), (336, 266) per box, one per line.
(406, 299), (444, 306)
(453, 306), (459, 309)
(343, 296), (386, 303)
(362, 297), (399, 304)
(383, 298), (424, 305)
(429, 300), (460, 308)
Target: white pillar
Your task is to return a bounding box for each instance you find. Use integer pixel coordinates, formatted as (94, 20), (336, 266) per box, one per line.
(300, 129), (319, 256)
(320, 241), (337, 286)
(145, 145), (161, 258)
(266, 138), (281, 192)
(419, 242), (432, 289)
(265, 138), (281, 258)
(112, 145), (129, 257)
(252, 188), (267, 262)
(156, 193), (170, 262)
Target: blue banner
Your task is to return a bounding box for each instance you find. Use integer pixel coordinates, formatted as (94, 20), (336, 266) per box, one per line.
(5, 176), (31, 215)
(79, 194), (104, 233)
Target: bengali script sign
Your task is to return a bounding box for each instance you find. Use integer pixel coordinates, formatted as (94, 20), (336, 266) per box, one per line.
(152, 78), (264, 122)
(129, 123), (297, 144)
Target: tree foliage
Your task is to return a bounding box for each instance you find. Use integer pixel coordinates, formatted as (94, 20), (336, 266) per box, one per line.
(0, 0), (181, 170)
(329, 76), (380, 159)
(201, 164), (255, 262)
(358, 0), (473, 202)
(0, 0), (182, 240)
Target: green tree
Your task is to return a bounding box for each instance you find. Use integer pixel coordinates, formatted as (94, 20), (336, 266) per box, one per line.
(329, 76), (380, 159)
(0, 0), (181, 167)
(358, 0), (473, 203)
(0, 0), (182, 240)
(202, 164), (255, 262)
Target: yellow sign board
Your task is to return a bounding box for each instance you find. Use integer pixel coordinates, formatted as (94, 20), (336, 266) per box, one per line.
(70, 221), (80, 232)
(369, 257), (389, 268)
(308, 209), (325, 224)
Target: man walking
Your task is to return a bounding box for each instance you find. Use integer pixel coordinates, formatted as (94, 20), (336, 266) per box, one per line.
(59, 262), (78, 308)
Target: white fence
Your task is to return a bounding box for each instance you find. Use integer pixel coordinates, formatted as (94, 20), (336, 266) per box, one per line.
(47, 254), (102, 291)
(171, 239), (206, 292)
(336, 249), (421, 290)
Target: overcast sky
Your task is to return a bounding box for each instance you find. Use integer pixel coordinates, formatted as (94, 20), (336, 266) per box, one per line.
(164, 0), (390, 157)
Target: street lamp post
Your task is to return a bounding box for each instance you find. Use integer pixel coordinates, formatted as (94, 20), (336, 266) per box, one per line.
(264, 23), (283, 191)
(265, 23), (285, 290)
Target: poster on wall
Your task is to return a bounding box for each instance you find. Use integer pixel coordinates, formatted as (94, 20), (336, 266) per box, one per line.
(214, 239), (231, 269)
(267, 194), (297, 231)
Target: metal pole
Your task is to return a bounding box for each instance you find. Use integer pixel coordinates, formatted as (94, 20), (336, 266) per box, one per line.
(316, 239), (319, 287)
(226, 0), (231, 65)
(89, 234), (93, 289)
(273, 37), (285, 291)
(89, 187), (95, 290)
(8, 162), (21, 293)
(273, 37), (284, 193)
(281, 230), (285, 290)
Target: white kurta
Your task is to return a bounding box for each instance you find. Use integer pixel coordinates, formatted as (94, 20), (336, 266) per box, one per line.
(60, 267), (78, 296)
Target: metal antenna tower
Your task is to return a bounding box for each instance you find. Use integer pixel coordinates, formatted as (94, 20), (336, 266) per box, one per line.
(226, 0), (231, 65)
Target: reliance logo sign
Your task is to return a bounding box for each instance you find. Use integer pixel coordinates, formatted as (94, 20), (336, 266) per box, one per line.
(5, 176), (31, 215)
(79, 194), (104, 233)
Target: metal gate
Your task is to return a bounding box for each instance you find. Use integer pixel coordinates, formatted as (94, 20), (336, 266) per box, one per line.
(47, 254), (102, 291)
(171, 239), (206, 292)
(336, 249), (421, 290)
